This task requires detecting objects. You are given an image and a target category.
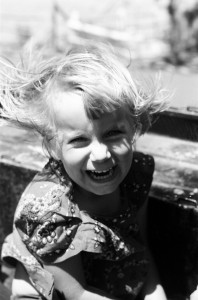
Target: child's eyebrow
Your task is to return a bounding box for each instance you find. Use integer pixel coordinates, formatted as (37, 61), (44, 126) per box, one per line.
(62, 130), (88, 139)
(105, 122), (127, 130)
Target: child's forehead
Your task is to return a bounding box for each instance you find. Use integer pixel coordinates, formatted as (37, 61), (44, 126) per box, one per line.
(50, 90), (130, 133)
(51, 89), (128, 119)
(95, 109), (128, 123)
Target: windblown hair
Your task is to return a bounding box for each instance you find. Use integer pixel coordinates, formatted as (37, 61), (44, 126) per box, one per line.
(0, 42), (168, 149)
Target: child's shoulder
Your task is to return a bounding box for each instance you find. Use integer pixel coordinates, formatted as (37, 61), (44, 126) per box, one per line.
(125, 151), (154, 182)
(14, 165), (72, 224)
(132, 151), (154, 175)
(21, 172), (61, 198)
(122, 151), (154, 207)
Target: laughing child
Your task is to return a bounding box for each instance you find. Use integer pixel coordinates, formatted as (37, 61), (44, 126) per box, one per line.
(0, 43), (168, 300)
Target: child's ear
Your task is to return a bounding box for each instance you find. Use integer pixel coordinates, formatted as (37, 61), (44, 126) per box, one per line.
(44, 137), (61, 160)
(50, 148), (60, 160)
(132, 123), (142, 145)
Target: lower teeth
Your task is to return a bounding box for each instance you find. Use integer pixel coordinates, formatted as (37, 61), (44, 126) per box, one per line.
(89, 169), (114, 180)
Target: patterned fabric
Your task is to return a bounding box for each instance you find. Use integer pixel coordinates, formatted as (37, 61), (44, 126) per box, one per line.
(1, 152), (154, 300)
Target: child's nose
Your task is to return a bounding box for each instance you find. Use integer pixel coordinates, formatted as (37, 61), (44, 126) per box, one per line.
(90, 141), (111, 162)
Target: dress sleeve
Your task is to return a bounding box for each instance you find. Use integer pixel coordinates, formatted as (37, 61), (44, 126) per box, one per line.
(13, 173), (83, 265)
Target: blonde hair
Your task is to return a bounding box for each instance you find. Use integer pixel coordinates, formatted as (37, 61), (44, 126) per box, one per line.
(0, 43), (168, 149)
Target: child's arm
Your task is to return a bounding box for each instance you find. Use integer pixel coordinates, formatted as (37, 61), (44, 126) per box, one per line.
(13, 256), (119, 300)
(12, 262), (42, 298)
(139, 253), (167, 300)
(137, 198), (167, 300)
(190, 288), (198, 300)
(44, 253), (119, 300)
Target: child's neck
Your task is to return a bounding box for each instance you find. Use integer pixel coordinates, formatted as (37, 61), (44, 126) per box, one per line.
(74, 186), (121, 217)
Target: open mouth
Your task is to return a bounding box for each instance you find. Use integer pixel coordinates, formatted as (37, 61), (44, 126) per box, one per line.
(86, 166), (117, 181)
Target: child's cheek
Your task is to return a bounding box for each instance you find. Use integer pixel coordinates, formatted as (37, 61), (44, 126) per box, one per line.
(111, 138), (133, 156)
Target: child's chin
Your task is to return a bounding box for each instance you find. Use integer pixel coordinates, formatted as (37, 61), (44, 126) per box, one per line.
(88, 181), (120, 196)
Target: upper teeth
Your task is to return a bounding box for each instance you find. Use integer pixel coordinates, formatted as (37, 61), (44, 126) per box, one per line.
(90, 167), (113, 174)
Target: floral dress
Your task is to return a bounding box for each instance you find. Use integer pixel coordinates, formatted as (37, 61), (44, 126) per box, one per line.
(1, 151), (154, 300)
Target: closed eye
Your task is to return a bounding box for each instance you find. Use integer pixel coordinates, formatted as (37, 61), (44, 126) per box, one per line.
(105, 129), (123, 138)
(69, 136), (89, 144)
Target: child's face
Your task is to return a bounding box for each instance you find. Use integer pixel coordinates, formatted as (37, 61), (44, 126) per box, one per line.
(52, 91), (135, 196)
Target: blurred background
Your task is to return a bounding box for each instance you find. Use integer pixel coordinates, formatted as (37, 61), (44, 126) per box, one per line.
(0, 0), (198, 110)
(1, 2), (198, 298)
